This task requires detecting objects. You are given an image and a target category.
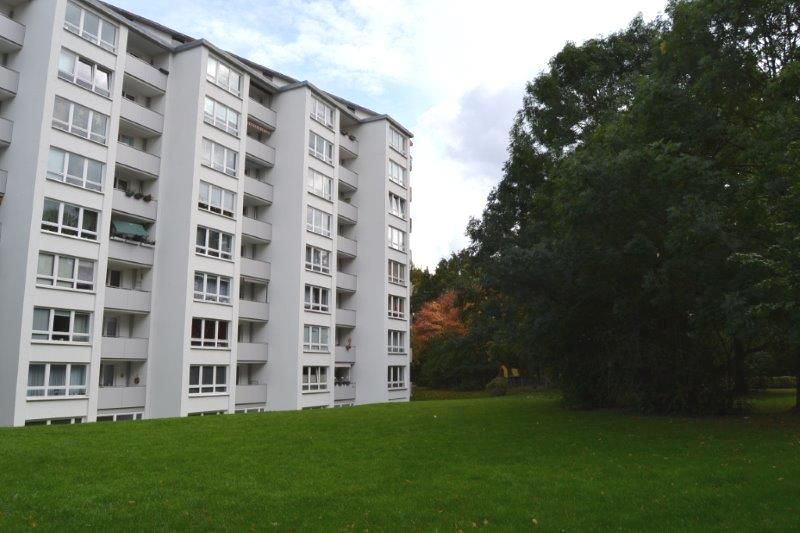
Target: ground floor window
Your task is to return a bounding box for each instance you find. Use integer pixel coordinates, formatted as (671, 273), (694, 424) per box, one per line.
(388, 365), (406, 390)
(25, 417), (83, 426)
(302, 366), (328, 392)
(97, 412), (143, 422)
(188, 365), (228, 395)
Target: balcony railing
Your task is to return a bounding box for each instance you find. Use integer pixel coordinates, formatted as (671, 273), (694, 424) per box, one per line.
(242, 217), (272, 242)
(0, 116), (12, 147)
(335, 345), (356, 363)
(339, 135), (358, 159)
(338, 201), (357, 224)
(334, 382), (356, 401)
(336, 272), (357, 293)
(239, 299), (269, 322)
(236, 384), (267, 405)
(0, 12), (24, 52)
(124, 53), (167, 93)
(112, 188), (157, 220)
(237, 342), (269, 362)
(102, 336), (148, 360)
(337, 235), (357, 258)
(108, 238), (154, 266)
(248, 99), (277, 130)
(240, 257), (271, 281)
(116, 143), (161, 177)
(0, 64), (18, 100)
(246, 136), (276, 167)
(243, 176), (273, 204)
(120, 99), (164, 134)
(98, 386), (146, 410)
(336, 308), (356, 328)
(105, 286), (151, 313)
(339, 166), (358, 191)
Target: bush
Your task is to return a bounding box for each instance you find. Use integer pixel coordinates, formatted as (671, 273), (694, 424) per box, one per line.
(752, 376), (797, 390)
(485, 376), (508, 396)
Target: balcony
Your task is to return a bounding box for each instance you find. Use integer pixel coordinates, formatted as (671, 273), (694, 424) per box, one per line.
(0, 65), (18, 100)
(112, 188), (157, 220)
(98, 386), (146, 410)
(0, 169), (6, 200)
(335, 345), (355, 364)
(336, 308), (356, 328)
(120, 99), (164, 135)
(116, 144), (160, 178)
(240, 257), (270, 281)
(236, 384), (267, 405)
(101, 336), (148, 360)
(108, 238), (154, 266)
(124, 54), (167, 93)
(337, 235), (357, 258)
(334, 382), (356, 401)
(339, 135), (358, 159)
(336, 272), (357, 293)
(246, 136), (275, 167)
(338, 201), (357, 224)
(237, 342), (269, 363)
(248, 99), (277, 130)
(0, 13), (24, 53)
(244, 176), (273, 204)
(0, 116), (12, 147)
(242, 217), (272, 242)
(339, 166), (358, 192)
(239, 300), (269, 322)
(105, 287), (151, 314)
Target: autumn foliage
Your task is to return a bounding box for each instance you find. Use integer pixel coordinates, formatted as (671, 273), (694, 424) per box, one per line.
(411, 290), (466, 355)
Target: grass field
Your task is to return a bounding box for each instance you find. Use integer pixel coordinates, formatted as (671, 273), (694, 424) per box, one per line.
(0, 391), (798, 531)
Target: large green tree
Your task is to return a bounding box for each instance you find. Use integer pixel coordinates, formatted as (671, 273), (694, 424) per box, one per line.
(467, 0), (800, 413)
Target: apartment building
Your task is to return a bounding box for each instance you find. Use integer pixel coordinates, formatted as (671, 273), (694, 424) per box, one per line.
(0, 0), (413, 426)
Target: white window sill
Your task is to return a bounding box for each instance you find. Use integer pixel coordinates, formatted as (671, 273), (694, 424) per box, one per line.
(63, 26), (118, 55)
(200, 161), (239, 179)
(188, 392), (230, 397)
(301, 389), (329, 394)
(304, 308), (331, 315)
(189, 345), (232, 351)
(31, 340), (92, 346)
(389, 145), (408, 158)
(194, 252), (235, 264)
(36, 284), (96, 295)
(27, 395), (89, 402)
(202, 118), (241, 140)
(193, 298), (233, 307)
(41, 229), (100, 245)
(46, 175), (105, 195)
(302, 349), (331, 354)
(307, 190), (333, 203)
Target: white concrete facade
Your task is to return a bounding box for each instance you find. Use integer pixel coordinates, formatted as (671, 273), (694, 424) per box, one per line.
(0, 0), (412, 426)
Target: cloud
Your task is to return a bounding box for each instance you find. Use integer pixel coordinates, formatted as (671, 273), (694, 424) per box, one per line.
(112, 0), (668, 269)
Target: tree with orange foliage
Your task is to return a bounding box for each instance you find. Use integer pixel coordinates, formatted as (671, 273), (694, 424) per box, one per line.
(411, 290), (467, 366)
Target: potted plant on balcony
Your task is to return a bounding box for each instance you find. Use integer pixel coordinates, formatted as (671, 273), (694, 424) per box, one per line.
(125, 189), (135, 197)
(134, 192), (144, 200)
(143, 194), (153, 203)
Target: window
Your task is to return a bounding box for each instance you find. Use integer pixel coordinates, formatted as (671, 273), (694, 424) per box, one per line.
(189, 365), (228, 394)
(206, 56), (241, 97)
(388, 160), (406, 186)
(36, 253), (94, 291)
(27, 363), (88, 397)
(308, 132), (334, 164)
(32, 308), (91, 343)
(195, 226), (234, 260)
(388, 329), (405, 353)
(303, 325), (330, 352)
(388, 226), (406, 252)
(198, 181), (236, 218)
(103, 316), (118, 337)
(194, 272), (232, 304)
(388, 260), (406, 285)
(388, 365), (406, 389)
(307, 168), (333, 200)
(97, 413), (142, 422)
(46, 147), (104, 192)
(302, 366), (328, 392)
(52, 96), (109, 144)
(203, 97), (240, 136)
(57, 49), (111, 97)
(390, 127), (407, 154)
(310, 96), (334, 128)
(306, 206), (332, 237)
(201, 138), (238, 176)
(304, 285), (330, 312)
(388, 295), (406, 320)
(64, 1), (117, 51)
(305, 245), (331, 274)
(41, 199), (99, 241)
(389, 192), (406, 219)
(190, 318), (230, 348)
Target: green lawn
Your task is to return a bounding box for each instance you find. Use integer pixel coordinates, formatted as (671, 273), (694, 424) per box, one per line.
(0, 393), (798, 531)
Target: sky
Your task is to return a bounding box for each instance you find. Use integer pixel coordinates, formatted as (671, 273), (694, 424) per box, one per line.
(112, 0), (667, 269)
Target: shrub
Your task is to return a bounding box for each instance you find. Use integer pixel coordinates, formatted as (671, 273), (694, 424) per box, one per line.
(485, 376), (508, 397)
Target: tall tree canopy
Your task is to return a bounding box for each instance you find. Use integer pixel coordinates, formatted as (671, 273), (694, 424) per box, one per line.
(465, 0), (800, 413)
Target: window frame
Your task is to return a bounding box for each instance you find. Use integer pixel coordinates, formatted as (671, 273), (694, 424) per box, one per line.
(388, 329), (406, 354)
(203, 96), (241, 137)
(41, 198), (99, 241)
(388, 365), (406, 389)
(304, 284), (330, 313)
(306, 206), (332, 237)
(310, 96), (334, 128)
(201, 138), (238, 177)
(64, 1), (118, 52)
(36, 252), (95, 292)
(303, 324), (330, 353)
(388, 226), (406, 252)
(193, 272), (232, 304)
(305, 245), (331, 274)
(195, 226), (234, 260)
(389, 192), (406, 219)
(388, 294), (406, 320)
(198, 181), (236, 218)
(389, 127), (407, 154)
(308, 131), (334, 164)
(26, 362), (88, 398)
(206, 56), (242, 97)
(302, 365), (329, 392)
(190, 318), (230, 349)
(388, 260), (407, 286)
(388, 160), (407, 187)
(46, 146), (104, 192)
(306, 168), (333, 201)
(52, 96), (109, 144)
(188, 364), (229, 395)
(31, 307), (92, 343)
(57, 48), (111, 97)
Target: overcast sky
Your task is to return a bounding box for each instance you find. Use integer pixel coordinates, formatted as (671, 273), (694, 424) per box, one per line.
(113, 0), (667, 269)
